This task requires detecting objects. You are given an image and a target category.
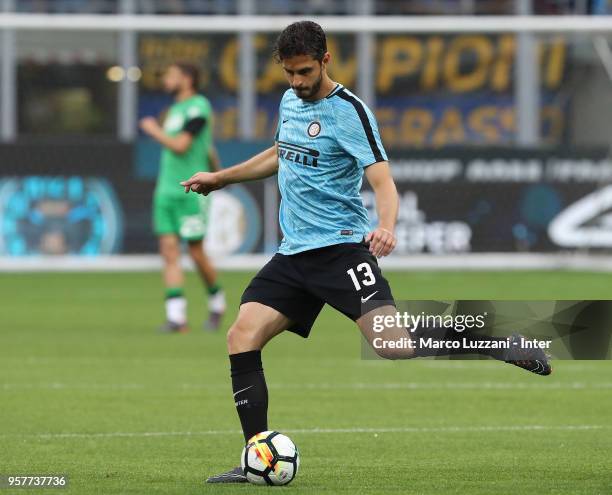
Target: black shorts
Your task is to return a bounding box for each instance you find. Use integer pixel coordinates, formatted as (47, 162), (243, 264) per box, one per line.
(240, 240), (395, 338)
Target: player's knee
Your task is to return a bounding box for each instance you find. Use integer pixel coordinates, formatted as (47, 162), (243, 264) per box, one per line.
(227, 319), (262, 354)
(187, 241), (204, 260)
(160, 241), (180, 263)
(161, 250), (176, 263)
(371, 345), (403, 360)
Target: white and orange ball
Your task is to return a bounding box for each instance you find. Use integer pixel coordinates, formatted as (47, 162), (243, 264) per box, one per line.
(241, 431), (300, 485)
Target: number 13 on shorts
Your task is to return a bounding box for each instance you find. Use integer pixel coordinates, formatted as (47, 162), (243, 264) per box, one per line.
(347, 263), (376, 291)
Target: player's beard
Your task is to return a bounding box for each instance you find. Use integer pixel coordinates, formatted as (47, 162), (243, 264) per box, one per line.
(293, 72), (323, 101)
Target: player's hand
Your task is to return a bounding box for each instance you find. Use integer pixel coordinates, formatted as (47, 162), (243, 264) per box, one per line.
(139, 116), (160, 136)
(365, 227), (396, 258)
(180, 172), (223, 195)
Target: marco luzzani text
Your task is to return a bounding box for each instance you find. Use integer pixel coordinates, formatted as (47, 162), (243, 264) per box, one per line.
(371, 312), (552, 351)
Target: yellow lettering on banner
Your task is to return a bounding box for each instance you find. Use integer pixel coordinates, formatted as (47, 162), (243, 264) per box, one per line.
(491, 35), (514, 92)
(431, 108), (465, 147)
(374, 103), (565, 147)
(140, 65), (159, 90)
(489, 105), (564, 142)
(401, 109), (433, 147)
(500, 107), (515, 135)
(140, 37), (168, 89)
(444, 36), (493, 93)
(326, 37), (357, 88)
(468, 106), (500, 141)
(140, 38), (156, 59)
(376, 108), (397, 147)
(217, 107), (237, 140)
(255, 110), (272, 139)
(220, 38), (239, 92)
(421, 36), (444, 91)
(243, 35), (358, 93)
(257, 36), (288, 93)
(377, 37), (422, 92)
(544, 37), (565, 89)
(139, 37), (209, 90)
(541, 106), (564, 142)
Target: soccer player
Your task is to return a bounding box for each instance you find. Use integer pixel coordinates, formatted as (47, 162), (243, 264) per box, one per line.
(180, 22), (552, 483)
(140, 62), (226, 332)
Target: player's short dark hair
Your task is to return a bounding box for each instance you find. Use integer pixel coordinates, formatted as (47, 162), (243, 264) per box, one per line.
(171, 61), (200, 90)
(273, 21), (327, 63)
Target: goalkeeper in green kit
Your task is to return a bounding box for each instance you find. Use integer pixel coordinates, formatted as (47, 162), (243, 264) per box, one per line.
(140, 62), (226, 332)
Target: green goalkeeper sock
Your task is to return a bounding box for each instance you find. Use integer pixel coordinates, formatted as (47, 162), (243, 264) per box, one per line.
(207, 284), (221, 295)
(165, 287), (184, 299)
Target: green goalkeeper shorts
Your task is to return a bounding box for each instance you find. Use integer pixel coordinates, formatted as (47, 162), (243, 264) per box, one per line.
(153, 193), (210, 241)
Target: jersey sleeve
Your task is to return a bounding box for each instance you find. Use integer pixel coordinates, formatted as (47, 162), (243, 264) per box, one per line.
(183, 98), (212, 134)
(334, 94), (387, 169)
(274, 115), (281, 142)
(274, 89), (291, 142)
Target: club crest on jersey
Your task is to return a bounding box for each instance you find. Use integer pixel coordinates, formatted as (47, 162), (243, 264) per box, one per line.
(307, 121), (321, 138)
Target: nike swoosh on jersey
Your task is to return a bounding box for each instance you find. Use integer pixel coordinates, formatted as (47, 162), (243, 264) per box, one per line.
(361, 291), (379, 303)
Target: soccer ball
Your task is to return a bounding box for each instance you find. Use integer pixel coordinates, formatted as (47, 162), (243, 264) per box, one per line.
(241, 431), (300, 485)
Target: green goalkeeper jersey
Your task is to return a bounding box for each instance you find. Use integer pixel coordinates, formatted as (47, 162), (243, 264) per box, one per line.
(155, 94), (213, 198)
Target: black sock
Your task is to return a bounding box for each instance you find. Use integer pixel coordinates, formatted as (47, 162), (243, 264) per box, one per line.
(412, 327), (508, 360)
(229, 350), (268, 443)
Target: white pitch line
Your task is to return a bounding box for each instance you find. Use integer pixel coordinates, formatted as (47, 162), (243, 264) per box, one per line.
(2, 357), (608, 372)
(263, 382), (612, 391)
(415, 362), (607, 371)
(0, 424), (606, 440)
(2, 382), (612, 391)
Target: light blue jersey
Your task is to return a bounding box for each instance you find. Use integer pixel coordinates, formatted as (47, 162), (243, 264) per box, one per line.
(275, 84), (387, 255)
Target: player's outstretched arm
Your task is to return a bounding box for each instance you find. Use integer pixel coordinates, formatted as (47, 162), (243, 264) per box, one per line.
(139, 116), (193, 154)
(364, 161), (399, 258)
(181, 144), (279, 195)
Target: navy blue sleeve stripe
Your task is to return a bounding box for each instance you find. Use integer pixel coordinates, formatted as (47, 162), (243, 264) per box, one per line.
(335, 89), (384, 163)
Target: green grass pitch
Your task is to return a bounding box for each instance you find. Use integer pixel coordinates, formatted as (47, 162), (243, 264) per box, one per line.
(1, 271), (611, 494)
